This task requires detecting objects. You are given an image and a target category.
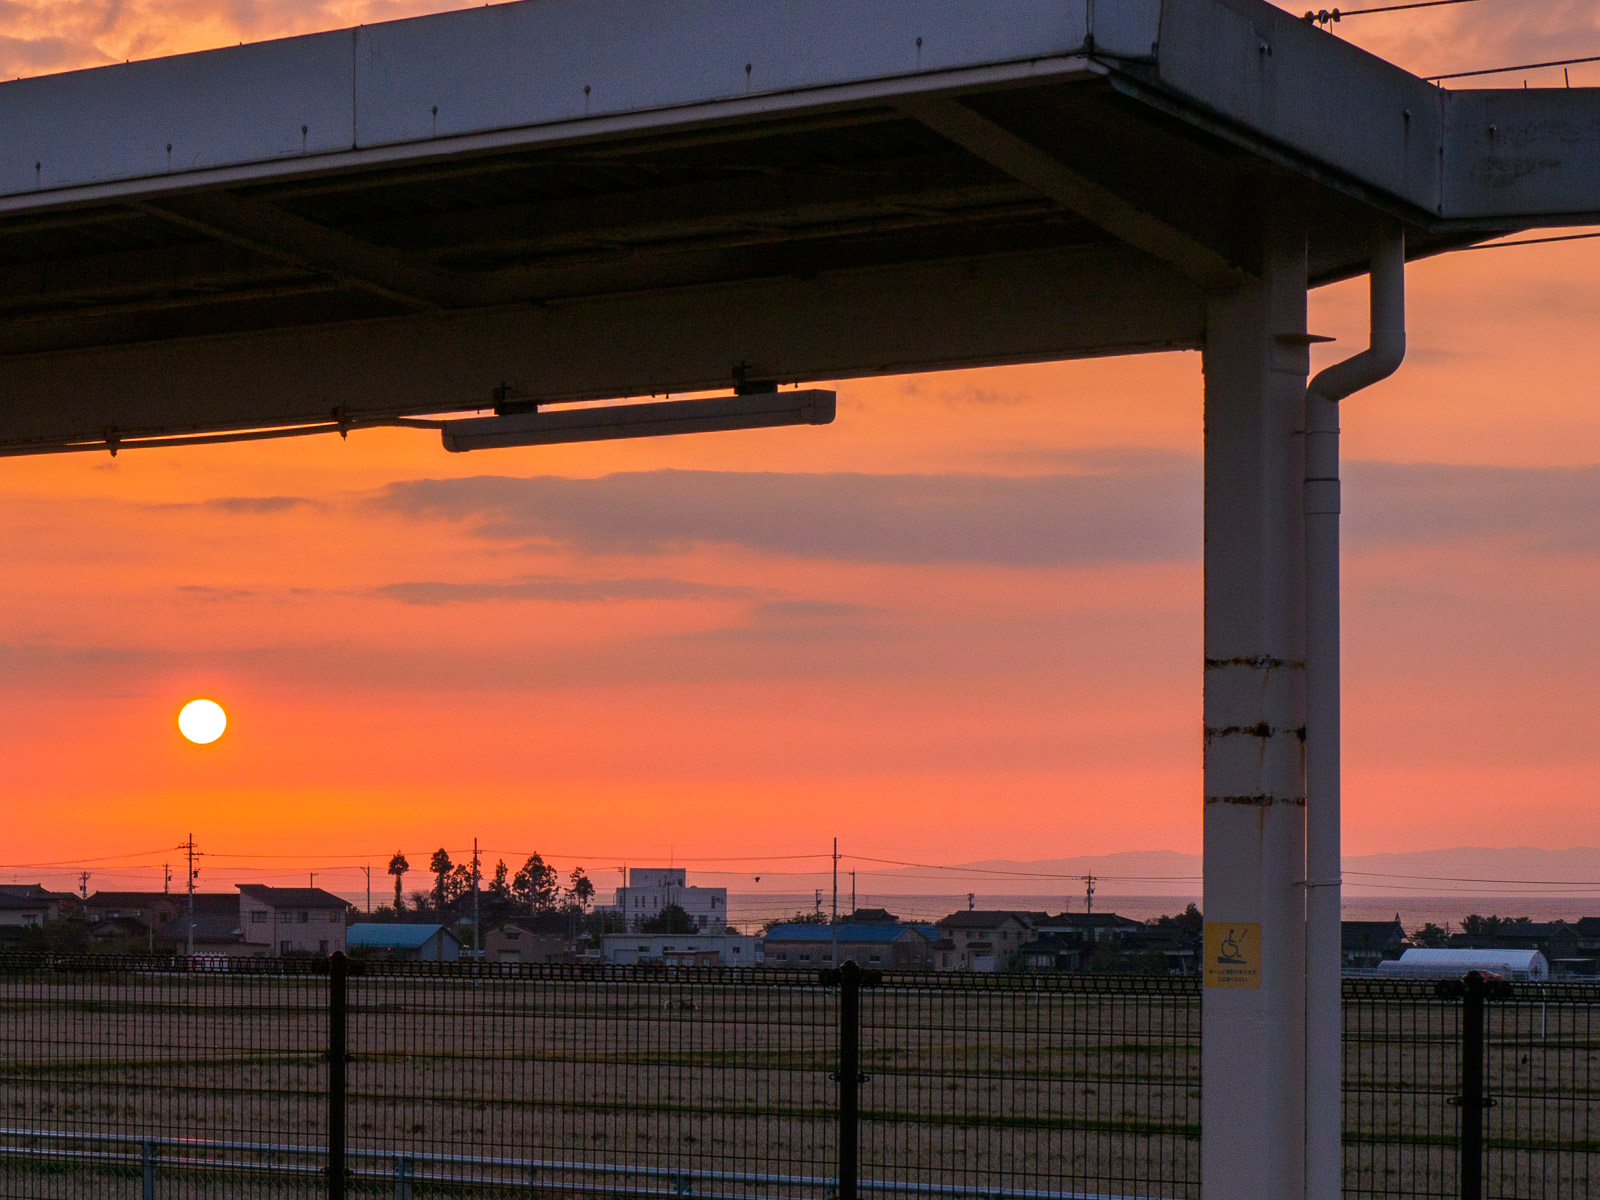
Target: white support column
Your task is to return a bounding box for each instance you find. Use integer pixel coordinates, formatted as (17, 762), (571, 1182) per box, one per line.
(1201, 218), (1309, 1200)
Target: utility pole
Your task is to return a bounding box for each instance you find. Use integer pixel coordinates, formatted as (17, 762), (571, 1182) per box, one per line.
(832, 838), (839, 924)
(179, 834), (201, 957)
(814, 889), (823, 917)
(851, 870), (857, 913)
(968, 892), (976, 911)
(162, 863), (172, 894)
(363, 866), (372, 915)
(309, 872), (317, 888)
(1083, 874), (1096, 916)
(831, 837), (839, 967)
(472, 838), (482, 961)
(78, 871), (89, 900)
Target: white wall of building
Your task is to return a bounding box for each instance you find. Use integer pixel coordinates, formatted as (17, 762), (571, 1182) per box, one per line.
(601, 868), (730, 932)
(601, 933), (756, 966)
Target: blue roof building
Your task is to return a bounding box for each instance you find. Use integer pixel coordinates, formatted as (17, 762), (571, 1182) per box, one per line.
(346, 923), (462, 962)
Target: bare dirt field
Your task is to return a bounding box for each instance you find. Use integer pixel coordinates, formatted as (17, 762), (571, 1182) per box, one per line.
(0, 965), (1593, 1199)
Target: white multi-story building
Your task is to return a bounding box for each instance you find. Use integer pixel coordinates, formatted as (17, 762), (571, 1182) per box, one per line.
(602, 868), (729, 932)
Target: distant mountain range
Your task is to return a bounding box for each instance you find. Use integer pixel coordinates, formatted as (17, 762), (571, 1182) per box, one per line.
(703, 847), (1600, 899)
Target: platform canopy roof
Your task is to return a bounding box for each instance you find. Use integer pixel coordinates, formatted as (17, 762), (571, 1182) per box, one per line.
(2, 0), (1597, 454)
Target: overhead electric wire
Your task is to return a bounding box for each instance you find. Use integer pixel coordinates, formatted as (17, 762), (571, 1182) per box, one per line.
(1347, 868), (1600, 886)
(1467, 230), (1600, 251)
(0, 846), (176, 869)
(843, 853), (1201, 882)
(1307, 0), (1488, 18)
(1428, 54), (1600, 83)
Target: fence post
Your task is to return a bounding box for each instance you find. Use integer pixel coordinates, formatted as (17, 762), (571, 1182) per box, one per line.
(141, 1137), (157, 1200)
(837, 960), (861, 1200)
(1440, 971), (1507, 1200)
(328, 952), (349, 1200)
(1460, 973), (1486, 1200)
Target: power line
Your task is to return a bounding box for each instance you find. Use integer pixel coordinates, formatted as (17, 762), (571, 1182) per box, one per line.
(1466, 230), (1600, 251)
(1347, 868), (1600, 886)
(1428, 54), (1600, 83)
(843, 853), (1202, 882)
(1305, 0), (1488, 24)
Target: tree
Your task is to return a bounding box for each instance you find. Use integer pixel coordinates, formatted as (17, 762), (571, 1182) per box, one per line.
(1412, 922), (1449, 948)
(430, 848), (454, 914)
(446, 863), (473, 907)
(568, 867), (595, 911)
(513, 853), (559, 912)
(489, 860), (511, 903)
(641, 903), (696, 935)
(761, 910), (829, 934)
(1154, 903), (1203, 934)
(388, 852), (410, 912)
(1462, 914), (1502, 936)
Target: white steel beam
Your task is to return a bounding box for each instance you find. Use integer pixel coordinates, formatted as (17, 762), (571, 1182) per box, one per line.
(0, 244), (1202, 449)
(134, 192), (532, 310)
(0, 0), (1152, 217)
(899, 97), (1253, 290)
(1201, 212), (1310, 1200)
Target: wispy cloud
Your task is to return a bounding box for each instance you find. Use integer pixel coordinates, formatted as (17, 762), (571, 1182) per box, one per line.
(149, 495), (324, 516)
(0, 2), (474, 77)
(1345, 461), (1600, 552)
(368, 575), (756, 606)
(373, 459), (1600, 565)
(374, 468), (1202, 567)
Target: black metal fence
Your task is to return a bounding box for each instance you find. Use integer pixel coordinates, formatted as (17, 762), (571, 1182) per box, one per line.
(0, 954), (1596, 1199)
(1344, 973), (1600, 1200)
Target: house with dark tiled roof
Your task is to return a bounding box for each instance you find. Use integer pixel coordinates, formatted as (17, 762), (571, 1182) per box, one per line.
(86, 890), (200, 934)
(1342, 918), (1407, 969)
(0, 891), (49, 929)
(1017, 931), (1084, 972)
(934, 911), (1047, 971)
(237, 885), (348, 956)
(0, 884), (76, 922)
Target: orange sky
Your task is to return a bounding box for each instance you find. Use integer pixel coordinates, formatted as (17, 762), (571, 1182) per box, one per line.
(3, 2), (1600, 895)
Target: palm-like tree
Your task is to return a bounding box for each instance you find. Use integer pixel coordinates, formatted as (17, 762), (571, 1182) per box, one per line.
(388, 852), (410, 912)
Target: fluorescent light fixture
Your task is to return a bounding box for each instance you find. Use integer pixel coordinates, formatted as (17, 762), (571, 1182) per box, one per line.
(441, 389), (836, 452)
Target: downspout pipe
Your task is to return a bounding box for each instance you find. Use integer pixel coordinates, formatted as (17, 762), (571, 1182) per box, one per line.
(1305, 228), (1406, 1200)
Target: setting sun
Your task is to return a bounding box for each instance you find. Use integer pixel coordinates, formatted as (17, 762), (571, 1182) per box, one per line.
(177, 699), (227, 745)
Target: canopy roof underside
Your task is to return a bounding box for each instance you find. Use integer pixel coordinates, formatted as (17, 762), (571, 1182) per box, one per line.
(2, 0), (1597, 450)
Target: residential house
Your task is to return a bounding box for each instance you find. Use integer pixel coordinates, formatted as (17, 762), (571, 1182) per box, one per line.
(600, 868), (729, 932)
(1017, 932), (1083, 972)
(1450, 921), (1583, 968)
(1342, 918), (1408, 969)
(0, 892), (48, 928)
(156, 894), (245, 955)
(0, 884), (76, 922)
(761, 923), (938, 970)
(86, 915), (160, 948)
(1122, 924), (1201, 975)
(601, 932), (756, 966)
(237, 885), (348, 956)
(347, 923), (461, 961)
(1036, 912), (1144, 943)
(86, 890), (191, 934)
(934, 911), (1046, 971)
(846, 908), (900, 924)
(486, 921), (567, 964)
